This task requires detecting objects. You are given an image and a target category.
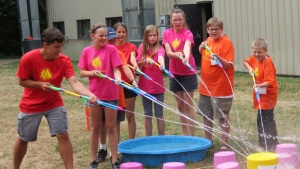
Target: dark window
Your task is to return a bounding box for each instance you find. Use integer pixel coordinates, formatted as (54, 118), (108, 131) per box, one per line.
(77, 19), (90, 39)
(53, 22), (65, 35)
(106, 17), (122, 27)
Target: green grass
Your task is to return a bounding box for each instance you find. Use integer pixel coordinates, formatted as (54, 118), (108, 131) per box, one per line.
(0, 54), (21, 59)
(0, 61), (299, 168)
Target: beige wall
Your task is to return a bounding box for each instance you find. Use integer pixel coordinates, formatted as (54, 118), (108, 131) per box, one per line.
(213, 0), (300, 75)
(47, 0), (300, 75)
(47, 0), (122, 60)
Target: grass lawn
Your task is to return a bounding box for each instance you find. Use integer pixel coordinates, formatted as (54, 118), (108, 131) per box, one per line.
(0, 60), (299, 169)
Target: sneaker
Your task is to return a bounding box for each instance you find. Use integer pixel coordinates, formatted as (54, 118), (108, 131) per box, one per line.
(110, 156), (120, 163)
(89, 161), (99, 169)
(111, 162), (120, 169)
(97, 149), (108, 162)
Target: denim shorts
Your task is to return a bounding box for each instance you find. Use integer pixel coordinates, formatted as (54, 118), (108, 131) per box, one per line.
(142, 93), (164, 117)
(17, 106), (68, 142)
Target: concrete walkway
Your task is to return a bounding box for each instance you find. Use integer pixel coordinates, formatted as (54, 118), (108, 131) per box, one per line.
(0, 59), (19, 66)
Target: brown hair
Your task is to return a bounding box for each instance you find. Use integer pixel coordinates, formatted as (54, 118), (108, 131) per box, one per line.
(170, 8), (188, 28)
(89, 23), (106, 35)
(206, 17), (223, 29)
(41, 27), (65, 45)
(113, 22), (127, 33)
(142, 25), (159, 59)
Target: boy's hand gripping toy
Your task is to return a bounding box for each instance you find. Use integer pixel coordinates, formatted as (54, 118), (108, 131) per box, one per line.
(251, 72), (261, 103)
(49, 86), (123, 110)
(203, 43), (223, 68)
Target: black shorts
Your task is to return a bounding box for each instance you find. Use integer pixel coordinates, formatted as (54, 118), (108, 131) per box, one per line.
(123, 82), (138, 98)
(102, 108), (126, 122)
(169, 74), (198, 92)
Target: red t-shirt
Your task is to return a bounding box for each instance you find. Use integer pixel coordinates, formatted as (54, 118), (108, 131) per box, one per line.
(199, 35), (235, 96)
(115, 42), (137, 82)
(17, 49), (75, 113)
(244, 55), (278, 109)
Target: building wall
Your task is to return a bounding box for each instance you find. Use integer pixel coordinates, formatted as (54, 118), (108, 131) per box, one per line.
(47, 0), (300, 75)
(47, 0), (122, 60)
(213, 0), (300, 75)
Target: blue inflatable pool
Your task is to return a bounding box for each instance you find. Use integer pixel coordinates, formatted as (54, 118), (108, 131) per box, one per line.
(118, 135), (212, 166)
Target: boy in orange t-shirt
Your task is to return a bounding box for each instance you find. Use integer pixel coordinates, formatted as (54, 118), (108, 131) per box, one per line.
(244, 38), (279, 151)
(198, 17), (235, 151)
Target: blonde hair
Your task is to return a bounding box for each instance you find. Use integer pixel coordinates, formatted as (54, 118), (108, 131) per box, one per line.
(252, 38), (268, 50)
(170, 8), (189, 28)
(142, 25), (159, 59)
(206, 17), (223, 29)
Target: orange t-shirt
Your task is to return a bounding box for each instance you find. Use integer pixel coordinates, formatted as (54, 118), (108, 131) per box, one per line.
(115, 42), (137, 83)
(199, 35), (235, 96)
(244, 55), (278, 109)
(118, 50), (127, 108)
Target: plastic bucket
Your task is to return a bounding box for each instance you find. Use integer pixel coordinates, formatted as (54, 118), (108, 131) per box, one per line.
(85, 107), (91, 131)
(247, 152), (278, 169)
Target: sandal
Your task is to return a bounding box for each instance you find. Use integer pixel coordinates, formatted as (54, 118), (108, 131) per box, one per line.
(219, 145), (230, 151)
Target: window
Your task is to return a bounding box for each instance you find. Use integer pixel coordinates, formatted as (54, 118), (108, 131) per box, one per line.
(77, 19), (90, 39)
(106, 17), (122, 27)
(53, 22), (65, 35)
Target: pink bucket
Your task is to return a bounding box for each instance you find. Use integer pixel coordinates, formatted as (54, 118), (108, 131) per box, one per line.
(120, 162), (143, 169)
(276, 143), (299, 167)
(163, 162), (186, 169)
(214, 151), (237, 169)
(216, 162), (240, 169)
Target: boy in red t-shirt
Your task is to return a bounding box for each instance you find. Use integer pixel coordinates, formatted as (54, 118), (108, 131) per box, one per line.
(244, 38), (279, 151)
(13, 27), (97, 169)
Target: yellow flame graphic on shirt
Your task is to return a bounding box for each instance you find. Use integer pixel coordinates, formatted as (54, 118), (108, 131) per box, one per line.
(92, 57), (101, 68)
(40, 68), (52, 81)
(254, 67), (259, 77)
(172, 39), (180, 49)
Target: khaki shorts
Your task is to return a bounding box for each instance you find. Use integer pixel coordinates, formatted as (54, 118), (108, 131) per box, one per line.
(197, 94), (233, 119)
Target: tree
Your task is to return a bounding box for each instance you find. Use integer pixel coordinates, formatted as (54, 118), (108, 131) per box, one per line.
(0, 0), (47, 57)
(0, 0), (21, 56)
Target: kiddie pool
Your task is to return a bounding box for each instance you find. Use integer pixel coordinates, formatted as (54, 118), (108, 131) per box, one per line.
(118, 135), (212, 167)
